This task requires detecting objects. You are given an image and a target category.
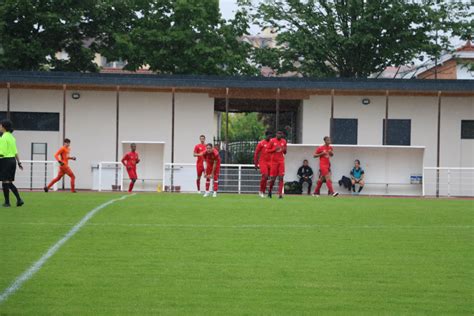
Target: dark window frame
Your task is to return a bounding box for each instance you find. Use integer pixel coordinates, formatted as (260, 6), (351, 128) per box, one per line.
(332, 118), (358, 145)
(0, 111), (60, 131)
(461, 120), (474, 139)
(383, 119), (411, 146)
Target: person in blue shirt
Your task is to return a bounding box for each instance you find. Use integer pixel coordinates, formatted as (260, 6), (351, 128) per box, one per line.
(350, 159), (365, 194)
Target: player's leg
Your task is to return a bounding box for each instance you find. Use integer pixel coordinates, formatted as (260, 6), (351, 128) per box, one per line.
(268, 163), (278, 198)
(45, 168), (66, 192)
(277, 162), (285, 198)
(128, 168), (137, 192)
(351, 179), (356, 192)
(259, 161), (269, 197)
(325, 172), (338, 197)
(196, 163), (204, 192)
(212, 165), (220, 197)
(313, 170), (324, 196)
(4, 158), (23, 206)
(203, 165), (211, 197)
(64, 167), (76, 192)
(358, 179), (364, 193)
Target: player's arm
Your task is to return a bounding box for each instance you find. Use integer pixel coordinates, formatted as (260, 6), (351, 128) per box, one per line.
(254, 143), (261, 167)
(195, 150), (206, 157)
(313, 150), (324, 158)
(136, 155), (140, 164)
(55, 148), (64, 166)
(193, 146), (201, 157)
(15, 153), (23, 170)
(121, 154), (128, 167)
(266, 142), (277, 153)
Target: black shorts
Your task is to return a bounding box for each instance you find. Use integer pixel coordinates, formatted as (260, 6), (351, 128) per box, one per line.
(0, 158), (17, 181)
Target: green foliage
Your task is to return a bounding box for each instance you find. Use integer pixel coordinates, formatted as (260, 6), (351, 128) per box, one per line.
(0, 0), (256, 75)
(221, 112), (267, 141)
(250, 0), (473, 77)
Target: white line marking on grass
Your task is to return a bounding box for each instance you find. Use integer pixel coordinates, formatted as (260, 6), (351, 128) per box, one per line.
(0, 193), (136, 304)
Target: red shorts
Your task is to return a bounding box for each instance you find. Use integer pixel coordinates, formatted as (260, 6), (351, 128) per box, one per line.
(259, 160), (270, 176)
(319, 165), (331, 177)
(127, 167), (137, 180)
(58, 166), (75, 178)
(205, 163), (220, 180)
(270, 161), (285, 177)
(196, 163), (205, 177)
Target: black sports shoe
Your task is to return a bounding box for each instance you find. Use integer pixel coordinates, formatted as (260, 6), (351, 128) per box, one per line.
(43, 186), (49, 193)
(279, 195), (283, 199)
(2, 203), (11, 207)
(268, 191), (272, 198)
(17, 199), (24, 207)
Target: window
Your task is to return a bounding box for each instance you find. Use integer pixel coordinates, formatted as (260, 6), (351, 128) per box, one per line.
(332, 118), (358, 145)
(461, 120), (474, 139)
(0, 112), (60, 131)
(383, 119), (411, 146)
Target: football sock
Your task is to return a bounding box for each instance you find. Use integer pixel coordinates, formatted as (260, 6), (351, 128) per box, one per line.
(9, 183), (21, 201)
(358, 186), (364, 193)
(277, 179), (284, 195)
(268, 179), (275, 193)
(213, 180), (219, 192)
(314, 180), (323, 194)
(70, 175), (76, 192)
(196, 179), (201, 191)
(260, 175), (267, 193)
(326, 179), (335, 194)
(2, 183), (10, 204)
(205, 179), (210, 191)
(128, 181), (134, 192)
(352, 185), (356, 192)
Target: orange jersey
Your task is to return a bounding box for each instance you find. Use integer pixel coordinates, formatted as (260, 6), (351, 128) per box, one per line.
(55, 146), (71, 166)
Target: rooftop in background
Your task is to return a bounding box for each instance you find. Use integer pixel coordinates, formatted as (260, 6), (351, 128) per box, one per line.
(0, 71), (473, 98)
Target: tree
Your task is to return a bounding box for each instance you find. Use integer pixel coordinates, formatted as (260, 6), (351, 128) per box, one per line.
(100, 0), (257, 75)
(250, 0), (472, 77)
(221, 113), (267, 142)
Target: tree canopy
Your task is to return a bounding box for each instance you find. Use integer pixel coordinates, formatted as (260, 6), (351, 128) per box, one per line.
(250, 0), (472, 77)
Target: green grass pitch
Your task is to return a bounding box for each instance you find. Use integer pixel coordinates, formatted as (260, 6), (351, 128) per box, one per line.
(0, 192), (472, 315)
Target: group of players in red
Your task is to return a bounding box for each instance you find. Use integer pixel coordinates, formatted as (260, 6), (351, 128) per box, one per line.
(193, 131), (339, 198)
(253, 132), (339, 198)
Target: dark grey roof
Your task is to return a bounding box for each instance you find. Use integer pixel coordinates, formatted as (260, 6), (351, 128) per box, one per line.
(0, 70), (473, 92)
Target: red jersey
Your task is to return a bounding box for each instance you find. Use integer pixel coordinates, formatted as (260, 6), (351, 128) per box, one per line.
(254, 139), (271, 165)
(122, 151), (139, 168)
(194, 143), (207, 164)
(203, 148), (221, 165)
(315, 145), (333, 167)
(267, 137), (287, 162)
(55, 146), (71, 166)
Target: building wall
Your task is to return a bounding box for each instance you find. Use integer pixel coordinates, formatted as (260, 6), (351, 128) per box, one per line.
(174, 93), (215, 163)
(301, 95), (331, 144)
(440, 96), (474, 167)
(417, 59), (457, 80)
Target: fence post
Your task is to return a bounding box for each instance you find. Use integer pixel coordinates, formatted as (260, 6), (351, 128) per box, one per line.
(98, 163), (102, 192)
(422, 167), (425, 197)
(447, 168), (451, 197)
(238, 165), (242, 194)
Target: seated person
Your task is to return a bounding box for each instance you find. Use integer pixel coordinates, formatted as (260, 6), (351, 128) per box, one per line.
(297, 159), (314, 195)
(350, 159), (365, 193)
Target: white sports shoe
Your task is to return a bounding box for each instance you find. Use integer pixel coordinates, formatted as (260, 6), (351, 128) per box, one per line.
(332, 192), (339, 197)
(259, 192), (265, 198)
(203, 192), (210, 197)
(312, 193), (320, 198)
(212, 192), (217, 198)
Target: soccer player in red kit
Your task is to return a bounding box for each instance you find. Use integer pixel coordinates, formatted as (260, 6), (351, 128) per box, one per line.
(313, 136), (339, 197)
(193, 135), (207, 193)
(44, 138), (76, 193)
(197, 143), (220, 197)
(254, 131), (272, 197)
(267, 130), (287, 199)
(121, 143), (140, 192)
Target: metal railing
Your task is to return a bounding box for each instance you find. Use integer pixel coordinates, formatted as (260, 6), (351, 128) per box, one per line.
(423, 167), (474, 197)
(164, 163), (260, 194)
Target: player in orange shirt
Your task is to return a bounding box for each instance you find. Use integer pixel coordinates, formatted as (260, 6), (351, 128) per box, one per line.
(44, 139), (76, 193)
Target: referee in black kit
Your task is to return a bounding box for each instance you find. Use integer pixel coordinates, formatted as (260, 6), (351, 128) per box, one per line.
(0, 119), (24, 207)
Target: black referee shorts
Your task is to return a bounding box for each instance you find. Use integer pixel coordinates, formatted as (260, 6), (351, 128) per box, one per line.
(0, 157), (17, 181)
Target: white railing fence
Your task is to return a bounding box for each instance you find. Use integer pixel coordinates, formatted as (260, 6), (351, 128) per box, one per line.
(164, 163), (260, 193)
(16, 160), (58, 191)
(96, 162), (124, 192)
(423, 167), (474, 197)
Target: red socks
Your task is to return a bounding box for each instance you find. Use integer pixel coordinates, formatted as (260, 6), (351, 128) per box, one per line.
(128, 181), (134, 192)
(260, 175), (268, 193)
(326, 179), (334, 194)
(213, 180), (219, 192)
(277, 179), (284, 195)
(314, 179), (323, 194)
(205, 179), (210, 191)
(196, 179), (201, 191)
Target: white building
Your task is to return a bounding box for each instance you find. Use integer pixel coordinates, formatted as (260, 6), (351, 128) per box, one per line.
(0, 71), (472, 195)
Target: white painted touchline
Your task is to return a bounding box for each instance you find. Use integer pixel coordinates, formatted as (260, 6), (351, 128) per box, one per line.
(0, 193), (136, 304)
